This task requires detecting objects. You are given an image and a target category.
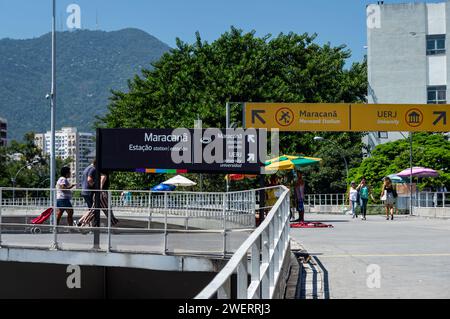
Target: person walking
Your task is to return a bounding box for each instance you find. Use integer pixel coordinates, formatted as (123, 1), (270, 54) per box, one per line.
(349, 181), (359, 219)
(293, 171), (305, 222)
(55, 166), (75, 226)
(356, 177), (374, 220)
(266, 175), (279, 208)
(381, 177), (397, 220)
(80, 159), (96, 209)
(259, 175), (279, 226)
(78, 172), (118, 227)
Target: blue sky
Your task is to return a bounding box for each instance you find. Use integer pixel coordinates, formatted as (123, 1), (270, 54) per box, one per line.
(0, 0), (445, 63)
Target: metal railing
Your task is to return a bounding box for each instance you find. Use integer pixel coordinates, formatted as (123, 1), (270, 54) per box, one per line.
(0, 187), (258, 256)
(195, 185), (290, 299)
(305, 192), (450, 209)
(415, 192), (450, 208)
(304, 194), (346, 207)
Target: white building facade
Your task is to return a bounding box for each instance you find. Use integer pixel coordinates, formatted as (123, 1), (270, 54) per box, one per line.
(34, 127), (95, 186)
(366, 1), (449, 150)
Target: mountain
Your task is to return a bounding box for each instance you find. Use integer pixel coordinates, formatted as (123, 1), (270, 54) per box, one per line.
(0, 28), (171, 141)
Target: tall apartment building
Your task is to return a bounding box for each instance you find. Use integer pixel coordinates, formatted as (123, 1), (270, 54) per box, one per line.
(34, 127), (95, 186)
(366, 1), (449, 151)
(0, 117), (7, 147)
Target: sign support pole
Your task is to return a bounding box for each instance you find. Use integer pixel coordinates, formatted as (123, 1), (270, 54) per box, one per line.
(409, 132), (413, 216)
(225, 102), (230, 192)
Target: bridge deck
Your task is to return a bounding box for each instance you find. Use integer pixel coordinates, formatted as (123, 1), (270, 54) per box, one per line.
(1, 231), (250, 256)
(290, 213), (450, 299)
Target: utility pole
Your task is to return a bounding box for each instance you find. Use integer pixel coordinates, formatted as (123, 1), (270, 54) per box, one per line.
(410, 132), (413, 215)
(50, 0), (57, 216)
(225, 102), (230, 192)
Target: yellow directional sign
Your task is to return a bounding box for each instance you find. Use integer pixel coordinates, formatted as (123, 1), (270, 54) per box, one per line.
(351, 104), (449, 132)
(245, 103), (350, 131)
(244, 103), (450, 132)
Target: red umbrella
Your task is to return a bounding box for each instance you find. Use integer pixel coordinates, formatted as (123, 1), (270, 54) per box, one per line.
(225, 174), (257, 181)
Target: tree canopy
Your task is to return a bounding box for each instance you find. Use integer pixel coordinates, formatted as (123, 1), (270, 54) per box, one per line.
(0, 133), (70, 192)
(349, 133), (450, 196)
(100, 27), (367, 192)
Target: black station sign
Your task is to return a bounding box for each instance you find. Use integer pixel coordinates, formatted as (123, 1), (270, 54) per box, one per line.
(97, 128), (264, 174)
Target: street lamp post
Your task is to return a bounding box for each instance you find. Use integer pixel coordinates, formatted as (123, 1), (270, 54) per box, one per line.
(11, 160), (39, 201)
(314, 136), (349, 183)
(50, 0), (57, 211)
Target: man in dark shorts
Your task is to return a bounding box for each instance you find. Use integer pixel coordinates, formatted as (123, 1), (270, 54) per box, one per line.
(79, 159), (96, 214)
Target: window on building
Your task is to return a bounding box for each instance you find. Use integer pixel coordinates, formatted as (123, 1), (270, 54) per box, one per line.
(427, 86), (447, 104)
(377, 132), (388, 139)
(427, 35), (446, 55)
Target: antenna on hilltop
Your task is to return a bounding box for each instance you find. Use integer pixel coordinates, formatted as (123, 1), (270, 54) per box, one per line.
(96, 9), (99, 30)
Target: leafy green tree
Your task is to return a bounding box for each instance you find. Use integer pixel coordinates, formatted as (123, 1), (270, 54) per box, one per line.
(100, 27), (367, 192)
(0, 133), (72, 194)
(349, 133), (450, 196)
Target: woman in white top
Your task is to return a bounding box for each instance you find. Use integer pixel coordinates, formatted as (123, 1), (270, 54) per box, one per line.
(348, 181), (359, 219)
(56, 166), (75, 226)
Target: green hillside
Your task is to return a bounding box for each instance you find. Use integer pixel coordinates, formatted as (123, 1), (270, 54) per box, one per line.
(0, 28), (170, 141)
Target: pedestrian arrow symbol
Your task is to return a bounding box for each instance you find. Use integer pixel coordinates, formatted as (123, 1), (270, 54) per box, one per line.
(247, 135), (256, 143)
(433, 111), (447, 126)
(247, 153), (255, 162)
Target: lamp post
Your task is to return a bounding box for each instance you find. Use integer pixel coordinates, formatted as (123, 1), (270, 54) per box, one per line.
(11, 160), (40, 201)
(50, 0), (57, 211)
(314, 136), (349, 183)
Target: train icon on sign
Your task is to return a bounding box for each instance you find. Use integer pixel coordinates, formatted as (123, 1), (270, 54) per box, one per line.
(275, 108), (294, 126)
(405, 109), (423, 128)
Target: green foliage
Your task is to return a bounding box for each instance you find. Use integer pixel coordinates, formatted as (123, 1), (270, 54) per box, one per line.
(99, 27), (367, 192)
(0, 28), (170, 141)
(349, 133), (450, 196)
(0, 133), (71, 192)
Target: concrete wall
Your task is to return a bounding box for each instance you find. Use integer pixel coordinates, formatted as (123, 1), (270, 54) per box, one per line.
(306, 205), (345, 214)
(272, 243), (293, 299)
(414, 207), (450, 218)
(0, 261), (216, 299)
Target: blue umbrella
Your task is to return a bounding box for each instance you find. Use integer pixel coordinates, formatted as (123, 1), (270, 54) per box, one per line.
(384, 174), (406, 184)
(151, 183), (176, 192)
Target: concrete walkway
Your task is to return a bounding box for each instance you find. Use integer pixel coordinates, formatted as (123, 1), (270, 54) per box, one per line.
(290, 213), (450, 299)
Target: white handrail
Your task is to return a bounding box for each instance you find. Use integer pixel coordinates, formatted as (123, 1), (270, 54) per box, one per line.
(195, 185), (290, 299)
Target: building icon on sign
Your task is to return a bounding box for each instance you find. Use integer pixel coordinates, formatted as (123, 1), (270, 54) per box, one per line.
(405, 109), (423, 127)
(408, 111), (420, 124)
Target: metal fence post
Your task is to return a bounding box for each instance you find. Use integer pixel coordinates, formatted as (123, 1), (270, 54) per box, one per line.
(237, 256), (249, 299)
(52, 187), (58, 250)
(252, 190), (257, 227)
(163, 192), (168, 255)
(0, 188), (2, 247)
(261, 228), (270, 298)
(251, 238), (261, 298)
(107, 190), (112, 252)
(218, 278), (231, 299)
(222, 193), (227, 256)
(147, 191), (152, 229)
(185, 193), (189, 230)
(268, 221), (274, 293)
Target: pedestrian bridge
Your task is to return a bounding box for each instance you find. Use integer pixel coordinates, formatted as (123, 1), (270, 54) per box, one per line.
(0, 186), (292, 299)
